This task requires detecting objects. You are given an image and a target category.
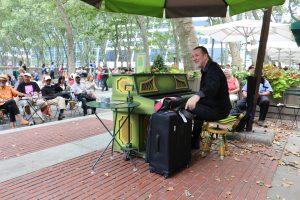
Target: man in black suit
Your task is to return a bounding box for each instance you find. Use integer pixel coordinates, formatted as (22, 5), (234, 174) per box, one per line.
(185, 46), (232, 149)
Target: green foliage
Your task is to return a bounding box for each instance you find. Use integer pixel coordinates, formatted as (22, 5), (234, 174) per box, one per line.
(152, 55), (168, 72)
(263, 64), (294, 98)
(232, 69), (248, 85)
(187, 70), (200, 79)
(284, 68), (300, 87)
(168, 67), (182, 74)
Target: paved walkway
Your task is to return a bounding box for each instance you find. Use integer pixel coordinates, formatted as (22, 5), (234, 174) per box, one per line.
(1, 112), (293, 199)
(0, 88), (299, 199)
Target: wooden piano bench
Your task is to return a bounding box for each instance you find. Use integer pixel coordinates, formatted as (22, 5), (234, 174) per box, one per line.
(201, 115), (242, 160)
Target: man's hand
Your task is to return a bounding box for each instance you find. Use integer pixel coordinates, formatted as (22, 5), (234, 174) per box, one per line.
(185, 95), (200, 111)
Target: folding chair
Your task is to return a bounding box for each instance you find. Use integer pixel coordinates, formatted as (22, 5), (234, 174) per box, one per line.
(0, 109), (9, 126)
(68, 93), (82, 116)
(20, 97), (46, 124)
(283, 89), (300, 127)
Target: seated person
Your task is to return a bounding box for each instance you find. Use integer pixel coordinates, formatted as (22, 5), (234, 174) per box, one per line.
(71, 75), (96, 116)
(0, 74), (29, 128)
(230, 66), (273, 127)
(224, 69), (240, 104)
(41, 76), (66, 120)
(54, 76), (72, 101)
(17, 73), (48, 123)
(185, 46), (231, 149)
(84, 74), (99, 98)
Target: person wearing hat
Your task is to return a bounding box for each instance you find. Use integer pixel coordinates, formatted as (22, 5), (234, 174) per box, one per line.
(17, 73), (48, 123)
(41, 76), (66, 120)
(0, 74), (29, 128)
(71, 74), (96, 116)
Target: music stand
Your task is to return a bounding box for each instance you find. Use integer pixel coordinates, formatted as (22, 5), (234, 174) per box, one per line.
(122, 84), (138, 171)
(88, 85), (140, 173)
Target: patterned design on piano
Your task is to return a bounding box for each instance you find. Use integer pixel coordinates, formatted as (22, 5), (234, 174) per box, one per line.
(174, 75), (189, 89)
(116, 77), (133, 93)
(139, 76), (158, 94)
(118, 115), (133, 145)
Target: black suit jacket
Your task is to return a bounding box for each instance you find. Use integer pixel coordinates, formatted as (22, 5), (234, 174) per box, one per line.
(196, 60), (231, 115)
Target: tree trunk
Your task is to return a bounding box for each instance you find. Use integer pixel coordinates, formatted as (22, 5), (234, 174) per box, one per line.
(223, 17), (242, 69)
(23, 45), (30, 67)
(100, 41), (107, 66)
(171, 20), (180, 67)
(174, 18), (198, 71)
(136, 16), (150, 67)
(55, 0), (75, 73)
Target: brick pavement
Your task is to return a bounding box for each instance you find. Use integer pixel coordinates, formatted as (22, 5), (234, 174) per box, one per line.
(0, 109), (286, 200)
(0, 140), (282, 200)
(0, 117), (112, 160)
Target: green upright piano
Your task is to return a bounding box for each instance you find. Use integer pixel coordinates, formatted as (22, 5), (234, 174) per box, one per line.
(111, 73), (195, 158)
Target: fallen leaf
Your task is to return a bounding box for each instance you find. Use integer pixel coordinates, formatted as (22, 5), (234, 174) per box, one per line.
(282, 181), (293, 188)
(215, 178), (221, 182)
(167, 187), (174, 191)
(234, 157), (241, 162)
(264, 184), (272, 188)
(270, 157), (277, 161)
(256, 180), (264, 186)
(12, 144), (16, 148)
(184, 190), (191, 197)
(243, 180), (248, 183)
(104, 173), (109, 176)
(226, 191), (231, 196)
(148, 194), (152, 199)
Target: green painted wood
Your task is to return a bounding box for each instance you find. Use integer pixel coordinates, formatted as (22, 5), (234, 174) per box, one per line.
(226, 0), (285, 16)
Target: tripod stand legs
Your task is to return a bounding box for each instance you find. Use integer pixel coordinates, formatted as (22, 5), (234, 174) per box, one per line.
(122, 146), (138, 172)
(91, 138), (114, 174)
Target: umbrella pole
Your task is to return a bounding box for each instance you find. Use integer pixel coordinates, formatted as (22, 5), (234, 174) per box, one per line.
(221, 42), (223, 66)
(246, 8), (272, 132)
(244, 37), (248, 68)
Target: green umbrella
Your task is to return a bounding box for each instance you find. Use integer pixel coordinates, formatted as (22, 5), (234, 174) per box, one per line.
(80, 0), (285, 18)
(291, 21), (300, 47)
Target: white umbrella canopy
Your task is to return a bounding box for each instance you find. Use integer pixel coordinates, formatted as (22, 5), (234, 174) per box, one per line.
(269, 49), (300, 66)
(199, 19), (293, 42)
(252, 41), (300, 63)
(198, 19), (293, 67)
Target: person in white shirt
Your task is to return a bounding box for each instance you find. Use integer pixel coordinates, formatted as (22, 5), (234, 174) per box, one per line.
(71, 75), (96, 116)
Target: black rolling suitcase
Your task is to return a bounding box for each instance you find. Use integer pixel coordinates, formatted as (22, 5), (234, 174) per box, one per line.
(147, 111), (192, 178)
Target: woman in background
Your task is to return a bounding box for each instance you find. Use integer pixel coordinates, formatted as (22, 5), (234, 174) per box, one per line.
(84, 74), (98, 98)
(224, 69), (240, 104)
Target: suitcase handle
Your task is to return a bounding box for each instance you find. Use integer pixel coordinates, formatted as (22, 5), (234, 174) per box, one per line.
(155, 134), (160, 152)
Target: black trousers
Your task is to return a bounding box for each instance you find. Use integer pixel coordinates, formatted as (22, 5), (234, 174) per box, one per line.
(191, 104), (228, 138)
(0, 99), (20, 122)
(77, 93), (96, 115)
(230, 96), (270, 121)
(101, 77), (108, 91)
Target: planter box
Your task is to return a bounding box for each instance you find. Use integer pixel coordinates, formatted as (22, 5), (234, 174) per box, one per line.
(188, 77), (201, 92)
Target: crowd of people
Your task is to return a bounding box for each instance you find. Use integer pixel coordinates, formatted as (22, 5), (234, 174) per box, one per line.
(0, 63), (113, 129)
(1, 53), (274, 132)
